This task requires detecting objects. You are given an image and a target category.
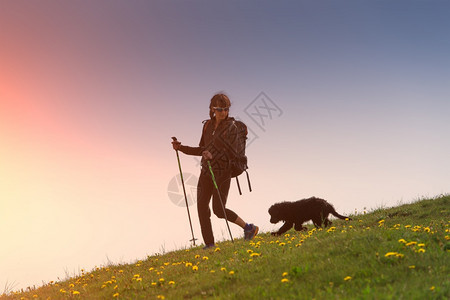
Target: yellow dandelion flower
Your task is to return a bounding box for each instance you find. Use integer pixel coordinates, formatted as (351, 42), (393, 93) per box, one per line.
(284, 233), (290, 237)
(409, 265), (415, 269)
(149, 267), (154, 271)
(247, 249), (253, 254)
(344, 276), (352, 281)
(430, 286), (435, 291)
(398, 239), (407, 244)
(279, 242), (286, 246)
(72, 291), (80, 295)
(169, 281), (175, 285)
(157, 295), (165, 300)
(192, 266), (198, 271)
(159, 278), (165, 283)
(69, 283), (75, 288)
(281, 278), (289, 283)
(114, 285), (118, 290)
(133, 274), (140, 279)
(405, 225), (411, 228)
(327, 227), (336, 233)
(445, 235), (450, 240)
(202, 256), (209, 260)
(113, 293), (119, 298)
(185, 262), (193, 267)
(214, 247), (221, 252)
(406, 241), (417, 246)
(229, 271), (235, 275)
(33, 295), (38, 298)
(136, 278), (142, 282)
(282, 272), (288, 277)
(418, 243), (426, 247)
(385, 252), (398, 257)
(151, 282), (157, 286)
(250, 252), (261, 257)
(416, 248), (426, 253)
(378, 220), (385, 223)
(221, 267), (227, 272)
(195, 255), (200, 259)
(60, 289), (66, 293)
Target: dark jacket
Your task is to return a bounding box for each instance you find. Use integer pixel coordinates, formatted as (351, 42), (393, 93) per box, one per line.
(179, 117), (239, 175)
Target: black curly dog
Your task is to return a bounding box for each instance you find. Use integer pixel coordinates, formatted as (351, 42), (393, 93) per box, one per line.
(268, 197), (351, 235)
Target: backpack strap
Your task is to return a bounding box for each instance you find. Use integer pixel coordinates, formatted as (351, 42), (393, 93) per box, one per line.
(245, 170), (252, 192)
(235, 176), (242, 195)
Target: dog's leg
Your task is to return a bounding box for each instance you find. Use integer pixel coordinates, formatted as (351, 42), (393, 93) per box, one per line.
(294, 222), (307, 231)
(272, 221), (293, 236)
(312, 216), (322, 228)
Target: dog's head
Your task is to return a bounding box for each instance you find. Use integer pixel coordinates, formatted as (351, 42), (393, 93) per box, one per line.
(268, 204), (283, 224)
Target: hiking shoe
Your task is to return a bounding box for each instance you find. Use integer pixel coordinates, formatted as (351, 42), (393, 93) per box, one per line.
(244, 224), (259, 240)
(203, 244), (216, 250)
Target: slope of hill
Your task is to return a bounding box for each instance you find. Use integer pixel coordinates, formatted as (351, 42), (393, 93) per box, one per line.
(2, 195), (449, 299)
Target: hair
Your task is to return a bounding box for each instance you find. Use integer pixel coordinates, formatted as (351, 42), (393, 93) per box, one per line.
(209, 93), (231, 119)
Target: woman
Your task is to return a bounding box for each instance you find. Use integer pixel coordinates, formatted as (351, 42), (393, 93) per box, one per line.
(172, 93), (258, 249)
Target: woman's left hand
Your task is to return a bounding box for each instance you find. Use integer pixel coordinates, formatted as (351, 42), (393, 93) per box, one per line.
(202, 150), (213, 160)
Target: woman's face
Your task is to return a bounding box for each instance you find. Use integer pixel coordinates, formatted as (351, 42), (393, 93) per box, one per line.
(213, 106), (229, 122)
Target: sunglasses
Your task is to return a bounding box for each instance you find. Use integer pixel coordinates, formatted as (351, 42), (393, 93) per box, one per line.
(213, 107), (229, 112)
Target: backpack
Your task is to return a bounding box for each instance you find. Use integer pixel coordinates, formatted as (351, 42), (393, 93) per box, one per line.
(229, 119), (252, 195)
(203, 118), (252, 195)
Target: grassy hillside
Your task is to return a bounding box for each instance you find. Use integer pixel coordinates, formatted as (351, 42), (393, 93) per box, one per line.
(2, 195), (449, 299)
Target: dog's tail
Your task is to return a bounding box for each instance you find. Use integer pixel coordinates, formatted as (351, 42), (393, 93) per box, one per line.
(329, 206), (352, 220)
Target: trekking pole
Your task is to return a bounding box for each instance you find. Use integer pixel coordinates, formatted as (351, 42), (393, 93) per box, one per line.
(172, 137), (197, 246)
(207, 160), (234, 243)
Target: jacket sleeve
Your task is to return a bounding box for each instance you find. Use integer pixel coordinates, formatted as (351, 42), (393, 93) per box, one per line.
(179, 144), (203, 156)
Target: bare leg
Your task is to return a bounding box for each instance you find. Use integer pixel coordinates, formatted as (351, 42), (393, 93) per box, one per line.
(233, 216), (246, 229)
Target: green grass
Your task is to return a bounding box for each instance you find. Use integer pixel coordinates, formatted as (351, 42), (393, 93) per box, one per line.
(2, 195), (449, 299)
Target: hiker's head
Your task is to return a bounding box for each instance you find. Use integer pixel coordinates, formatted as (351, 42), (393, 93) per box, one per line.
(209, 93), (231, 120)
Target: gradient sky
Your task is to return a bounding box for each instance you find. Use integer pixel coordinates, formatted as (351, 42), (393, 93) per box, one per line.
(1, 0), (449, 291)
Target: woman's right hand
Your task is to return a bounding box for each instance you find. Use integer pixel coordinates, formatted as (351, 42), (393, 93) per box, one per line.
(172, 140), (181, 150)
